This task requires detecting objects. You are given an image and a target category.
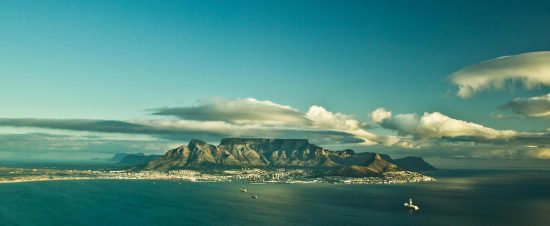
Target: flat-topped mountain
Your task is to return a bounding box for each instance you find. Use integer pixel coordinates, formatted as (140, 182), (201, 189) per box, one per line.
(143, 138), (435, 176)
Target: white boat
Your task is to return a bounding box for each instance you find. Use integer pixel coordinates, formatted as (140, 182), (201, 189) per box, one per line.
(404, 198), (420, 210)
(240, 188), (247, 192)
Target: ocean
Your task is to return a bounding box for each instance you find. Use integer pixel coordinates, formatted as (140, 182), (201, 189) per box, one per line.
(0, 169), (548, 226)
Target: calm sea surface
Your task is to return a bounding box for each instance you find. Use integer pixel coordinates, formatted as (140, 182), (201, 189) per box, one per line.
(0, 169), (548, 226)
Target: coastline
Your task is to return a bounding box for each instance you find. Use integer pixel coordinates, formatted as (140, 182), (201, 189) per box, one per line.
(0, 167), (436, 185)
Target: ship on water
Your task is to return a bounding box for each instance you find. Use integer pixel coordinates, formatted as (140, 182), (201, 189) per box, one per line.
(404, 198), (420, 210)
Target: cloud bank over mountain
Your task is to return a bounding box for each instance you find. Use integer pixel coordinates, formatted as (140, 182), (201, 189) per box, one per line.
(1, 97), (549, 160)
(150, 98), (378, 145)
(0, 98), (377, 151)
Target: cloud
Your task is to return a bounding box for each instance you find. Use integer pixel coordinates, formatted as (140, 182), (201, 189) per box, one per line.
(373, 109), (517, 140)
(0, 98), (384, 147)
(400, 145), (550, 160)
(139, 118), (369, 145)
(442, 131), (550, 148)
(0, 118), (155, 134)
(306, 105), (365, 130)
(376, 131), (550, 160)
(526, 148), (550, 159)
(0, 118), (241, 140)
(0, 96), (380, 146)
(370, 108), (392, 123)
(0, 133), (179, 160)
(2, 98), (548, 160)
(151, 98), (379, 145)
(153, 98), (370, 129)
(152, 98), (311, 127)
(0, 117), (369, 146)
(368, 107), (550, 159)
(450, 51), (550, 98)
(498, 93), (550, 118)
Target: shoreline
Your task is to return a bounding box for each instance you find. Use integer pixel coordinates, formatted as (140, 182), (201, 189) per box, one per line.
(0, 168), (436, 185)
(0, 177), (437, 185)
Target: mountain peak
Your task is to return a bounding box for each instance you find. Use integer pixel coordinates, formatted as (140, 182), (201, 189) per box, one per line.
(189, 139), (208, 146)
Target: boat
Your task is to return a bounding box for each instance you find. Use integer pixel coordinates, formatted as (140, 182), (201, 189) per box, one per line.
(240, 188), (247, 192)
(251, 195), (258, 199)
(404, 198), (419, 210)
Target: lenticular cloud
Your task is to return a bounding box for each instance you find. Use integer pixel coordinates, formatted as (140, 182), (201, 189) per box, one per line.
(450, 51), (550, 98)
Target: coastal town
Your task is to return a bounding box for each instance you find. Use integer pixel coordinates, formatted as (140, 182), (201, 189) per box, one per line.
(0, 167), (435, 184)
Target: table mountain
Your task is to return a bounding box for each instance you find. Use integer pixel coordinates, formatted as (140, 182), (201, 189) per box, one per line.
(143, 138), (435, 175)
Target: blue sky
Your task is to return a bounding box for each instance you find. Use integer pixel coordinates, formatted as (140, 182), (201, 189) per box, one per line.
(0, 0), (549, 164)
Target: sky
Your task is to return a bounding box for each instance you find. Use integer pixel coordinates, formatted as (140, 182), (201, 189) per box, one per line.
(0, 0), (549, 167)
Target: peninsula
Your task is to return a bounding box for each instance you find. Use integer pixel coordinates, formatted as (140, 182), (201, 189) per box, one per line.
(0, 138), (436, 184)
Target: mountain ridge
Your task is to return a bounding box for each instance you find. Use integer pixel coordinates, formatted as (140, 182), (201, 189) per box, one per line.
(143, 138), (436, 176)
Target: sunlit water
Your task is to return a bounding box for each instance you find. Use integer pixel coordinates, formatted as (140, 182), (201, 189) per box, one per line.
(0, 169), (548, 226)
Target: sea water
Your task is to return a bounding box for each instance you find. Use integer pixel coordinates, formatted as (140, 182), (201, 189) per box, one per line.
(0, 169), (548, 226)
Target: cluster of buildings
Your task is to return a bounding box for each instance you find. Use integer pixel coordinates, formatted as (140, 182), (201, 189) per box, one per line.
(0, 167), (435, 185)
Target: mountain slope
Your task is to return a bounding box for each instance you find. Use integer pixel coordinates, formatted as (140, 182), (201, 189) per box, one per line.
(331, 153), (400, 176)
(117, 153), (161, 166)
(392, 156), (437, 171)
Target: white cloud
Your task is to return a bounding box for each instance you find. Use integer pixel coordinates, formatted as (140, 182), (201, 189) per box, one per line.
(152, 97), (311, 127)
(306, 105), (362, 130)
(154, 98), (374, 132)
(374, 109), (518, 140)
(302, 105), (379, 145)
(152, 98), (381, 145)
(370, 108), (392, 123)
(450, 51), (550, 98)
